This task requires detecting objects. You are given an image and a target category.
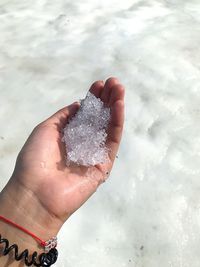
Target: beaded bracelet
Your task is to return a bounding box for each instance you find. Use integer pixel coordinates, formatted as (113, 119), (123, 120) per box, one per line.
(0, 234), (58, 266)
(0, 215), (58, 266)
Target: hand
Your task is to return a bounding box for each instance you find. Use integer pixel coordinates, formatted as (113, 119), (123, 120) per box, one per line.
(0, 77), (125, 242)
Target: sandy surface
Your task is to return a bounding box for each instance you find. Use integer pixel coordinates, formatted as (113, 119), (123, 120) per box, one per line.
(0, 1), (200, 266)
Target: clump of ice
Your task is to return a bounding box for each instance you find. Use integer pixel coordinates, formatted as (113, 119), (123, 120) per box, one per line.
(62, 91), (111, 166)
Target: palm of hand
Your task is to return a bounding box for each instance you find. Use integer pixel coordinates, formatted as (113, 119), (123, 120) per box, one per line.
(12, 78), (124, 223)
(15, 122), (105, 221)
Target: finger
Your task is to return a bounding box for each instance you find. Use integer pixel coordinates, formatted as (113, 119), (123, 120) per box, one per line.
(106, 99), (125, 162)
(100, 77), (119, 104)
(43, 102), (80, 129)
(89, 80), (104, 98)
(109, 83), (125, 106)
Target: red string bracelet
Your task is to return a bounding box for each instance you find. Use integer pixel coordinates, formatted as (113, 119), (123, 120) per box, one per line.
(0, 215), (57, 252)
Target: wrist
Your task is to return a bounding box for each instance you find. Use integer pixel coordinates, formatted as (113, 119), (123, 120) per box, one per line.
(0, 176), (62, 252)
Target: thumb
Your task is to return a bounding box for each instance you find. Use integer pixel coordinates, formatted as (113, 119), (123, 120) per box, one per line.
(43, 102), (80, 129)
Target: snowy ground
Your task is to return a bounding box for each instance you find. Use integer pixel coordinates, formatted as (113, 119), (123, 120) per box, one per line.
(1, 1), (200, 266)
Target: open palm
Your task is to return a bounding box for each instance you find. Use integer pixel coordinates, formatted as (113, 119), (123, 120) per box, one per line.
(12, 78), (125, 226)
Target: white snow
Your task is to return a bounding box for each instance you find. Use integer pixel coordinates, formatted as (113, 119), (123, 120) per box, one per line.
(0, 0), (200, 266)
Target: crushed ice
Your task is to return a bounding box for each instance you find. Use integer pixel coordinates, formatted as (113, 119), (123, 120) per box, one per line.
(62, 91), (111, 166)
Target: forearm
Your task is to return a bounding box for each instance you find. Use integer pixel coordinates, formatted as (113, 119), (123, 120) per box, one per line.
(0, 176), (61, 266)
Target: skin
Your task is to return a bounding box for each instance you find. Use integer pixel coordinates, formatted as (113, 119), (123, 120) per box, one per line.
(0, 77), (125, 266)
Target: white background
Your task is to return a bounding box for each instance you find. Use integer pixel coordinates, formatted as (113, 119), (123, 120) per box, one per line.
(0, 1), (200, 266)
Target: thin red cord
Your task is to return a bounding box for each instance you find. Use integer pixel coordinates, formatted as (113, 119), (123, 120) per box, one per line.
(0, 215), (46, 247)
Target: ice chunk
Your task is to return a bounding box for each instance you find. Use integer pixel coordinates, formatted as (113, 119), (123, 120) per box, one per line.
(62, 91), (111, 166)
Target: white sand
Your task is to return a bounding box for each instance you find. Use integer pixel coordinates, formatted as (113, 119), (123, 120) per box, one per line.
(0, 1), (200, 266)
